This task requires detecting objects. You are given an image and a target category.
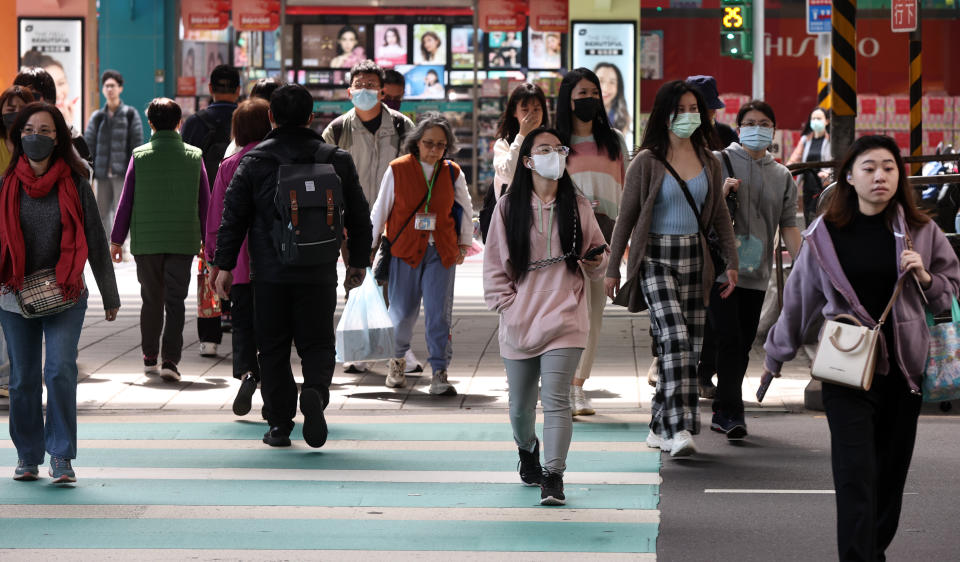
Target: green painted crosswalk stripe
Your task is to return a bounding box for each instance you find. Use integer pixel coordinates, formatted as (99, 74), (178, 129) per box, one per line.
(71, 422), (650, 442)
(0, 448), (658, 472)
(0, 480), (660, 509)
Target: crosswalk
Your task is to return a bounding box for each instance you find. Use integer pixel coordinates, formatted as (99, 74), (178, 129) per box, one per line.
(0, 412), (661, 559)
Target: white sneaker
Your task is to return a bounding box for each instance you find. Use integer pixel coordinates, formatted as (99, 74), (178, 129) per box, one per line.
(647, 357), (659, 387)
(386, 357), (406, 388)
(570, 386), (595, 416)
(199, 342), (218, 357)
(403, 349), (423, 373)
(669, 430), (697, 458)
(645, 430), (672, 452)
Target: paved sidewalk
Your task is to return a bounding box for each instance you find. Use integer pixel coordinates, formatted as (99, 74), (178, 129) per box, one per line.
(3, 253), (812, 415)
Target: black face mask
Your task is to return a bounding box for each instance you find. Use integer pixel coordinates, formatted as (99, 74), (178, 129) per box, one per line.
(21, 134), (56, 162)
(2, 112), (17, 131)
(383, 98), (402, 112)
(573, 97), (602, 123)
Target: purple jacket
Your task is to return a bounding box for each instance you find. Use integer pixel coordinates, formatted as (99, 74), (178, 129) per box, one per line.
(205, 143), (255, 284)
(764, 206), (960, 393)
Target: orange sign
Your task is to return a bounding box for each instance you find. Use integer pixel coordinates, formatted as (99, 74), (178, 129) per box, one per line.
(530, 0), (567, 33)
(478, 0), (525, 33)
(182, 0), (230, 31)
(177, 77), (197, 96)
(233, 0), (281, 31)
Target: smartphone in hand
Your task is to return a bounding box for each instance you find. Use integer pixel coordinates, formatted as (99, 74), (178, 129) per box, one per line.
(580, 244), (607, 261)
(756, 370), (775, 403)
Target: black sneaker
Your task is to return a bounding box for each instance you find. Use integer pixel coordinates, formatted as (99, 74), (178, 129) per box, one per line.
(232, 373), (258, 416)
(540, 470), (565, 506)
(711, 411), (748, 440)
(262, 426), (291, 447)
(517, 439), (542, 486)
(144, 357), (159, 375)
(300, 388), (328, 448)
(160, 361), (181, 382)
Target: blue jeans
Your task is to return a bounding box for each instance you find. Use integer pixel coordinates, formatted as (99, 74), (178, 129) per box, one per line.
(0, 297), (88, 464)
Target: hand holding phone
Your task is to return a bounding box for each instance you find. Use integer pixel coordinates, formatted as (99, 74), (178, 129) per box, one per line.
(756, 368), (778, 403)
(580, 244), (607, 262)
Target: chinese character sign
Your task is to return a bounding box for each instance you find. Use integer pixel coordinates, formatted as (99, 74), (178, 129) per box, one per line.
(891, 0), (917, 33)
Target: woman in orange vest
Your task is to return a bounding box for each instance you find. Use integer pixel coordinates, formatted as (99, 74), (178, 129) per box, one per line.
(370, 113), (474, 395)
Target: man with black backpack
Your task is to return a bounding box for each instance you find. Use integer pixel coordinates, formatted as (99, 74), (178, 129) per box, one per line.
(322, 60), (416, 374)
(182, 64), (241, 357)
(212, 84), (372, 449)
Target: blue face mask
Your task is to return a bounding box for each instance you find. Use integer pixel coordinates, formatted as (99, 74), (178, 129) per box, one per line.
(739, 126), (774, 151)
(351, 89), (380, 112)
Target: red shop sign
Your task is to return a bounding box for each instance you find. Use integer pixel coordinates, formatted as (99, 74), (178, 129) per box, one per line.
(234, 0), (281, 31)
(530, 0), (567, 33)
(478, 0), (526, 32)
(182, 0), (231, 31)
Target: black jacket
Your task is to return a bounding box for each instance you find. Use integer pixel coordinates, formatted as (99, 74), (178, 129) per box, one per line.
(214, 126), (372, 285)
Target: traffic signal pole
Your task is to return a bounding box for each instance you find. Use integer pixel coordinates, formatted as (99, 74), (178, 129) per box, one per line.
(753, 0), (764, 99)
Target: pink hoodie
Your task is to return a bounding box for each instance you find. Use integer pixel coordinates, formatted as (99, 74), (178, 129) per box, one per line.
(484, 193), (609, 360)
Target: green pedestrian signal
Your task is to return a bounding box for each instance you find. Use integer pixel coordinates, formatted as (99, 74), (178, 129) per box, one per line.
(720, 0), (753, 60)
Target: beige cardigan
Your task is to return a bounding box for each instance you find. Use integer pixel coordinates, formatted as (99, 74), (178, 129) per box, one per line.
(605, 149), (738, 307)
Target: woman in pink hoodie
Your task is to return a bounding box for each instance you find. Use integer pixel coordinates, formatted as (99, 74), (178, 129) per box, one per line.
(483, 127), (609, 506)
(206, 98), (271, 417)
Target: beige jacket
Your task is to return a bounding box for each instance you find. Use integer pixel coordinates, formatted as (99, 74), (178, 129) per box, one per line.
(606, 149), (738, 307)
(321, 105), (415, 205)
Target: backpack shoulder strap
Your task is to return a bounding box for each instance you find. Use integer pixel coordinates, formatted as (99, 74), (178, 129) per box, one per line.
(720, 149), (735, 178)
(392, 114), (407, 154)
(329, 115), (346, 147)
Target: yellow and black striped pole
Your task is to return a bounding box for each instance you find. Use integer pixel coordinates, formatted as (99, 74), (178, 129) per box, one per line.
(818, 58), (832, 111)
(909, 20), (922, 175)
(831, 0), (857, 158)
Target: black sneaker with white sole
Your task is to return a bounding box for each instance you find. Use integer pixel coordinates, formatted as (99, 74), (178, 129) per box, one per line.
(300, 388), (328, 448)
(540, 471), (565, 506)
(160, 361), (181, 382)
(517, 439), (542, 486)
(711, 411), (748, 440)
(232, 373), (258, 416)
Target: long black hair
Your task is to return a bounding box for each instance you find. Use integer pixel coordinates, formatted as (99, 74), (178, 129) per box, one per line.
(503, 127), (583, 281)
(5, 102), (87, 178)
(494, 82), (548, 143)
(555, 68), (621, 162)
(640, 79), (716, 161)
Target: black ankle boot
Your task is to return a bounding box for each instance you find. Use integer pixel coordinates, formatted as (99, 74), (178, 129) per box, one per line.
(517, 439), (542, 486)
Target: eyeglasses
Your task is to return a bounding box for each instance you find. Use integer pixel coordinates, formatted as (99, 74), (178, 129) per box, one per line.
(420, 140), (447, 151)
(351, 82), (380, 90)
(531, 145), (570, 156)
(22, 126), (55, 137)
(741, 121), (774, 128)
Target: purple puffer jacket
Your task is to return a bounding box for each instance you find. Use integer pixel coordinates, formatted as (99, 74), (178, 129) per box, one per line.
(206, 143), (256, 284)
(764, 205), (960, 393)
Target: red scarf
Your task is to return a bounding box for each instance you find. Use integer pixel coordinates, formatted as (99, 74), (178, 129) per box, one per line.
(0, 156), (87, 298)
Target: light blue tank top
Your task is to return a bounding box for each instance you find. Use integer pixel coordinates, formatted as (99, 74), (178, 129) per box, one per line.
(649, 168), (708, 235)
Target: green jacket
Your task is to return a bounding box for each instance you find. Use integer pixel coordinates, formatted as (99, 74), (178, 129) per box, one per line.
(130, 130), (204, 255)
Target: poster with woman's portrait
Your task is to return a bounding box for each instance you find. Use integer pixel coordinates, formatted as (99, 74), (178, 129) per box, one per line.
(528, 32), (562, 69)
(302, 24), (368, 68)
(18, 18), (84, 131)
(451, 27), (483, 69)
(374, 24), (408, 68)
(397, 65), (445, 100)
(572, 22), (636, 147)
(413, 24), (446, 65)
(488, 31), (523, 69)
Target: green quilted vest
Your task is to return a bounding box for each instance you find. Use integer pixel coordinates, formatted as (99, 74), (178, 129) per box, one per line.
(130, 130), (204, 255)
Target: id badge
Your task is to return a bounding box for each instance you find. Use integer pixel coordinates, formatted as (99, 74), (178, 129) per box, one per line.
(415, 212), (437, 231)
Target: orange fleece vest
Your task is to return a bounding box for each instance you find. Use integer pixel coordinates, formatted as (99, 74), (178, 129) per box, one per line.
(386, 154), (461, 268)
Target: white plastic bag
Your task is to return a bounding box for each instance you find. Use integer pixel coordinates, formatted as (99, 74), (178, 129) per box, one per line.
(335, 269), (395, 363)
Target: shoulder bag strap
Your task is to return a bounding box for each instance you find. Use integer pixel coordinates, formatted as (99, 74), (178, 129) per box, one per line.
(388, 191), (429, 246)
(877, 276), (906, 328)
(720, 149), (735, 178)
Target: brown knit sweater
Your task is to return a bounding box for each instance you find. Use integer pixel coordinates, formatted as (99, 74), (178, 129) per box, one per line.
(606, 148), (738, 307)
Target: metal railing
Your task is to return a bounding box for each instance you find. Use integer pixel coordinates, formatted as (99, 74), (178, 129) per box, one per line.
(787, 153), (960, 173)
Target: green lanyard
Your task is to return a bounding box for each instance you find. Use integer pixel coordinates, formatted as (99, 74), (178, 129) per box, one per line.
(423, 161), (441, 213)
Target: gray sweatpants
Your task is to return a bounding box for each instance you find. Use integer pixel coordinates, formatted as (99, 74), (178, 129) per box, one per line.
(504, 347), (583, 474)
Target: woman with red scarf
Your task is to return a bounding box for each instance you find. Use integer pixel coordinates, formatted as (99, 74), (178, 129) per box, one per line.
(0, 102), (119, 484)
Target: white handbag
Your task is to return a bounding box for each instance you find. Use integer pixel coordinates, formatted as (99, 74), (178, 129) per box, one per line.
(811, 279), (903, 391)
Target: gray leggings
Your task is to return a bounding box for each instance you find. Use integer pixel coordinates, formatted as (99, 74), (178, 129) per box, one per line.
(504, 347), (583, 474)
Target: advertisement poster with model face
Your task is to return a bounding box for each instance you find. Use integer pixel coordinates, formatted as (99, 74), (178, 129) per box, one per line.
(451, 26), (483, 69)
(488, 31), (523, 69)
(528, 31), (562, 69)
(572, 22), (636, 147)
(413, 24), (446, 65)
(302, 24), (368, 68)
(640, 31), (664, 80)
(18, 18), (84, 132)
(397, 65), (445, 100)
(374, 24), (408, 68)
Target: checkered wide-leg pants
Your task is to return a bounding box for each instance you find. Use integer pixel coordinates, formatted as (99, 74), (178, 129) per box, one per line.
(641, 234), (705, 439)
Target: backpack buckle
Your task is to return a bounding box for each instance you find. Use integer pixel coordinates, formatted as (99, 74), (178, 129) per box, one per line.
(326, 189), (334, 226)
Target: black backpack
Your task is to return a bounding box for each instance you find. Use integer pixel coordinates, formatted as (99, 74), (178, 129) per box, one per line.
(478, 180), (507, 243)
(195, 109), (232, 186)
(250, 144), (344, 266)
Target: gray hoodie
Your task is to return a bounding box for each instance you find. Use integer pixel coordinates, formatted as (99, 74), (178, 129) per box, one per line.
(714, 143), (798, 291)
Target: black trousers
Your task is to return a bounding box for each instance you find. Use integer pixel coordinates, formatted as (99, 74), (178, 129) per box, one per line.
(229, 284), (259, 381)
(134, 254), (193, 365)
(197, 316), (223, 344)
(822, 371), (922, 562)
(255, 282), (335, 433)
(706, 283), (767, 416)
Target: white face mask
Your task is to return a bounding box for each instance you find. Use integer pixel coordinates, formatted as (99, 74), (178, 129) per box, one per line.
(529, 152), (566, 180)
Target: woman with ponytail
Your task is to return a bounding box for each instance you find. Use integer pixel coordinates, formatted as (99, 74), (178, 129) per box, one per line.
(483, 127), (609, 505)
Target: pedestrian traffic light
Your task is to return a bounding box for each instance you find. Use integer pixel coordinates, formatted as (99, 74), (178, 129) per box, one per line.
(720, 0), (753, 61)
